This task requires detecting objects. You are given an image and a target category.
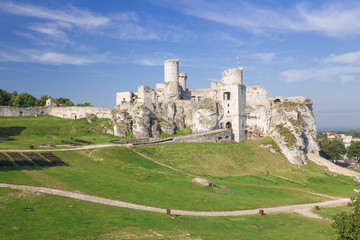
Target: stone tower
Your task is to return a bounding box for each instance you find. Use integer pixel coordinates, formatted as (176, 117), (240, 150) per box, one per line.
(164, 59), (180, 101)
(218, 67), (246, 142)
(178, 72), (187, 92)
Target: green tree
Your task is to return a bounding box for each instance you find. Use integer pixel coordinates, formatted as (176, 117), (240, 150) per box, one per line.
(56, 97), (74, 107)
(12, 92), (36, 108)
(332, 195), (360, 239)
(9, 91), (17, 106)
(77, 102), (92, 106)
(35, 95), (51, 106)
(319, 138), (346, 161)
(347, 141), (360, 160)
(0, 89), (11, 106)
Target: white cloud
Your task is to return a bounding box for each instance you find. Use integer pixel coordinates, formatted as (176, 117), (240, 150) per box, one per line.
(280, 66), (360, 82)
(0, 49), (105, 65)
(134, 59), (162, 66)
(0, 1), (109, 29)
(27, 22), (71, 43)
(164, 0), (360, 38)
(253, 52), (276, 62)
(132, 53), (177, 66)
(324, 51), (360, 64)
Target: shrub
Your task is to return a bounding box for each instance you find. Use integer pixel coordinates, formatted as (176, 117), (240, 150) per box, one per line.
(332, 195), (360, 239)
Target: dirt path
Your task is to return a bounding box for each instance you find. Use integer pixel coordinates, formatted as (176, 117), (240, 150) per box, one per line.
(0, 183), (350, 217)
(126, 146), (194, 177)
(2, 144), (128, 152)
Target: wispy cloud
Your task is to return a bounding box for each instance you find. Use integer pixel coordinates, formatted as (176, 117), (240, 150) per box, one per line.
(27, 22), (72, 43)
(280, 66), (360, 82)
(132, 53), (177, 66)
(252, 52), (276, 62)
(324, 51), (360, 64)
(0, 1), (109, 28)
(0, 48), (106, 65)
(162, 0), (360, 38)
(282, 49), (360, 82)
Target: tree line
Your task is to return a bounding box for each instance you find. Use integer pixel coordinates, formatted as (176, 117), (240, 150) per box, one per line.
(319, 138), (360, 161)
(0, 89), (92, 108)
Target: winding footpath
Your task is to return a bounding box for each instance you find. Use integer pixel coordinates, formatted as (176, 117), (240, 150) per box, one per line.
(0, 183), (349, 217)
(0, 145), (354, 218)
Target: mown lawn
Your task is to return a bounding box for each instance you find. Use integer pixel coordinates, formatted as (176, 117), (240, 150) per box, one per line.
(135, 140), (359, 198)
(0, 188), (336, 240)
(0, 115), (117, 149)
(0, 146), (335, 211)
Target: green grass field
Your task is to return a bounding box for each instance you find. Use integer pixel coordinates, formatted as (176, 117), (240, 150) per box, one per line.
(0, 115), (117, 149)
(0, 188), (337, 240)
(0, 115), (358, 239)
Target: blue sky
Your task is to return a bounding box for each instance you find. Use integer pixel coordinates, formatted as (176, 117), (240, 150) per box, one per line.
(1, 0), (360, 130)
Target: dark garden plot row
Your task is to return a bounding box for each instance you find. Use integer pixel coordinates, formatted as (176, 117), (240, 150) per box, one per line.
(40, 152), (69, 166)
(0, 153), (13, 166)
(23, 152), (53, 166)
(74, 139), (92, 144)
(0, 152), (68, 167)
(7, 152), (33, 166)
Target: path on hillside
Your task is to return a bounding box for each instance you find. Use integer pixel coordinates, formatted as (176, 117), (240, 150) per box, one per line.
(0, 183), (350, 217)
(125, 146), (194, 177)
(2, 144), (125, 152)
(307, 153), (360, 181)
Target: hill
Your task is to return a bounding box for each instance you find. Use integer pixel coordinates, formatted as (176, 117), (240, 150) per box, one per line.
(0, 115), (358, 239)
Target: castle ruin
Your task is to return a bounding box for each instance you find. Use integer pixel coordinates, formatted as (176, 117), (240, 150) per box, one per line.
(116, 59), (247, 142)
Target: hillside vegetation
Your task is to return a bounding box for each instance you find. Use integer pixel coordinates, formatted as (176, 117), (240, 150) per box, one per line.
(0, 115), (358, 239)
(0, 115), (116, 149)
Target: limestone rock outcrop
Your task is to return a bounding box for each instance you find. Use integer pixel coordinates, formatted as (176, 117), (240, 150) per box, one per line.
(192, 99), (223, 133)
(132, 107), (151, 138)
(246, 87), (320, 166)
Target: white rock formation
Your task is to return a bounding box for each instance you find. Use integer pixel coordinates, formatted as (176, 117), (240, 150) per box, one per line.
(192, 177), (213, 186)
(246, 86), (320, 165)
(192, 99), (223, 133)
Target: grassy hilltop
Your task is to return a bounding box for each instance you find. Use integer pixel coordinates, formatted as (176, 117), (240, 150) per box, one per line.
(0, 115), (358, 239)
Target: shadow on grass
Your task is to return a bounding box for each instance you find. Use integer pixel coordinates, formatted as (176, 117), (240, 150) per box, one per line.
(0, 164), (69, 172)
(0, 126), (26, 138)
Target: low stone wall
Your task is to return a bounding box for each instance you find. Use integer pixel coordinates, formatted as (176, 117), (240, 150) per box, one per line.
(110, 129), (232, 146)
(49, 107), (112, 119)
(172, 129), (232, 143)
(0, 106), (112, 119)
(0, 106), (48, 117)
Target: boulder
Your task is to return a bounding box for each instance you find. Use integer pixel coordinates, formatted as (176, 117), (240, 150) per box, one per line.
(159, 120), (176, 135)
(192, 177), (213, 187)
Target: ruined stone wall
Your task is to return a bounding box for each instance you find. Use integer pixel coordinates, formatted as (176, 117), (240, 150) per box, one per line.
(0, 106), (49, 117)
(49, 107), (112, 119)
(0, 106), (112, 119)
(173, 129), (231, 143)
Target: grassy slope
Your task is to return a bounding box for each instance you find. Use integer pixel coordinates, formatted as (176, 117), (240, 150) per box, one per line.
(135, 139), (359, 198)
(0, 188), (335, 240)
(0, 146), (333, 211)
(0, 115), (357, 239)
(0, 115), (117, 149)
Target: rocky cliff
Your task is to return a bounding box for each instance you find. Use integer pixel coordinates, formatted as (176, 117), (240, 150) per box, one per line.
(111, 98), (223, 138)
(246, 86), (320, 165)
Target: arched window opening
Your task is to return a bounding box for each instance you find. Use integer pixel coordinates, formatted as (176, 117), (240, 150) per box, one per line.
(226, 122), (232, 129)
(274, 98), (282, 103)
(223, 92), (231, 100)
